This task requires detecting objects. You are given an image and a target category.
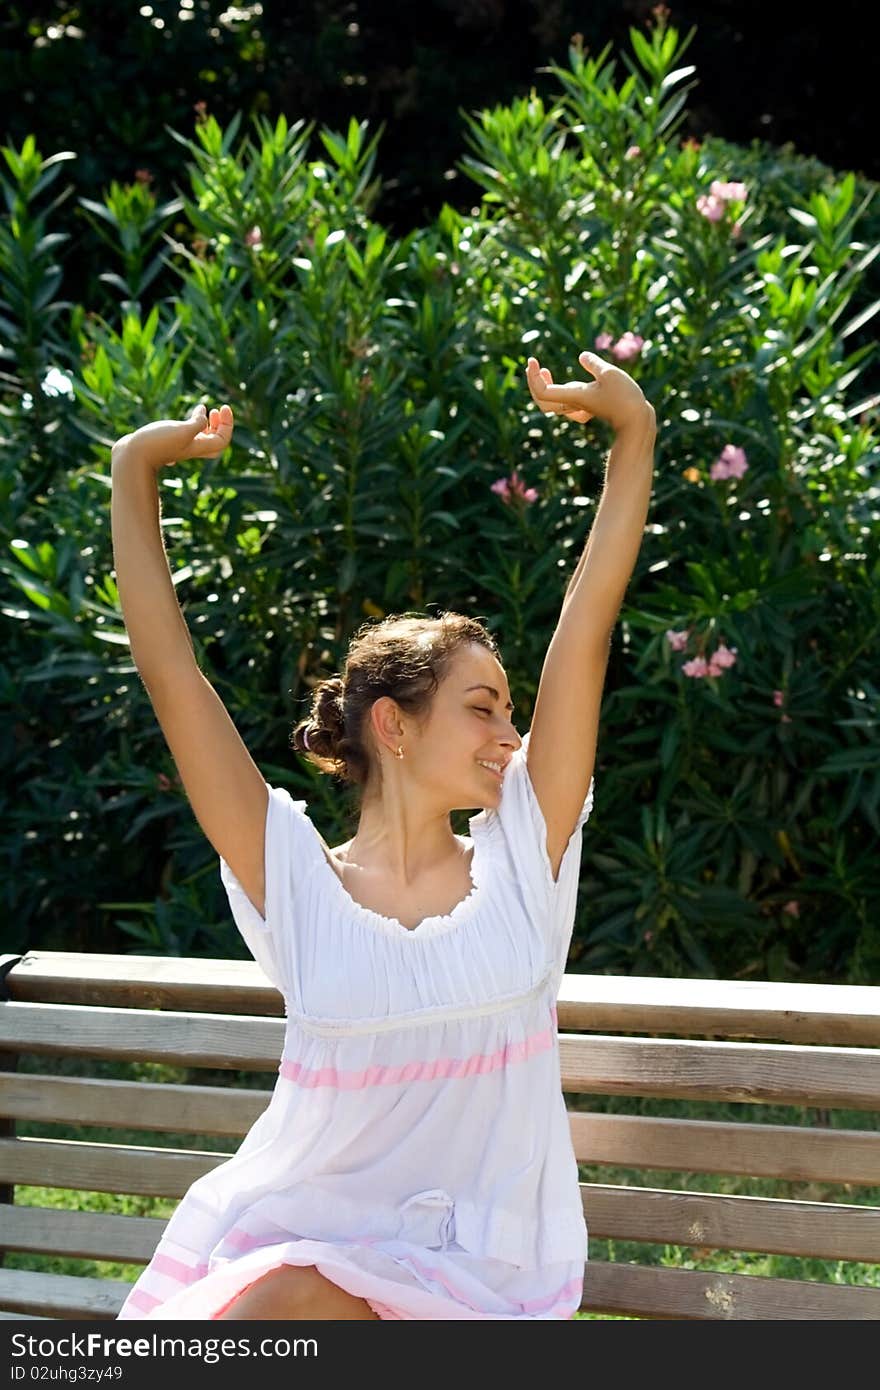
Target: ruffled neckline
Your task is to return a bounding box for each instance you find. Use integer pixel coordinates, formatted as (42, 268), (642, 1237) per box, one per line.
(305, 811), (492, 939)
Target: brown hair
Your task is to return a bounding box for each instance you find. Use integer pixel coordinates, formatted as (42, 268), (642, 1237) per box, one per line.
(290, 611), (501, 793)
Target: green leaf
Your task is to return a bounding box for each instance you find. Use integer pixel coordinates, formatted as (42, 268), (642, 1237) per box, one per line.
(840, 297), (880, 339)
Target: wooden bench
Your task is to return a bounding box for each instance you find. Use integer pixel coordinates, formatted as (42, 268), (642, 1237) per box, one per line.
(1, 950), (878, 1320)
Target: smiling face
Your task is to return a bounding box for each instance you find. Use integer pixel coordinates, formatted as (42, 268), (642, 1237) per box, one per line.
(413, 642), (522, 810)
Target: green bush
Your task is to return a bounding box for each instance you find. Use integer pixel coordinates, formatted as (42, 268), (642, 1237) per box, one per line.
(1, 16), (878, 981)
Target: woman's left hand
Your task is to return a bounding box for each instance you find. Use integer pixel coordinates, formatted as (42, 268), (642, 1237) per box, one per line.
(526, 350), (654, 434)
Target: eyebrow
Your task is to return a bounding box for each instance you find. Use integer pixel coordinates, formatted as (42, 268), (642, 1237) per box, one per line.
(465, 684), (515, 711)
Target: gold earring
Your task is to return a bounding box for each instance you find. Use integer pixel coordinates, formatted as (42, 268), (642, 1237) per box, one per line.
(396, 746), (404, 759)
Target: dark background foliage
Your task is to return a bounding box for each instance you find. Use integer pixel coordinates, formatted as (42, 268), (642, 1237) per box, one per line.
(2, 0), (876, 308)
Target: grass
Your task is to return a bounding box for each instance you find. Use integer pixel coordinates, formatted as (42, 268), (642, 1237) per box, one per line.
(4, 1055), (878, 1316)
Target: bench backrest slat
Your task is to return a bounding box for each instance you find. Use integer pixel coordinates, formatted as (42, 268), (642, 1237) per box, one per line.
(6, 1002), (879, 1109)
(9, 953), (880, 1044)
(0, 1136), (221, 1197)
(1, 1001), (285, 1070)
(559, 1035), (880, 1110)
(582, 1183), (880, 1263)
(0, 1270), (131, 1321)
(2, 1206), (166, 1263)
(0, 1071), (271, 1138)
(570, 1111), (880, 1185)
(583, 1261), (880, 1320)
(4, 1165), (877, 1264)
(4, 1072), (878, 1186)
(3, 1260), (877, 1322)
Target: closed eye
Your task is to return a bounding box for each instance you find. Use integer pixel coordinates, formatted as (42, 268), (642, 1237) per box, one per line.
(474, 707), (492, 715)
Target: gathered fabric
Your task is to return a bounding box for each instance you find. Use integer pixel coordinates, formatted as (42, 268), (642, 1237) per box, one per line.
(117, 729), (595, 1321)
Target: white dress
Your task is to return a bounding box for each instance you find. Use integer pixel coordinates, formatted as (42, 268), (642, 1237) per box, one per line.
(117, 729), (595, 1320)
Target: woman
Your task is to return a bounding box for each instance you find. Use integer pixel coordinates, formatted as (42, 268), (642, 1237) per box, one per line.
(111, 350), (656, 1319)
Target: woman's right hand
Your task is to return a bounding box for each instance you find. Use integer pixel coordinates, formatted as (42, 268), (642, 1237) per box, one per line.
(111, 403), (234, 472)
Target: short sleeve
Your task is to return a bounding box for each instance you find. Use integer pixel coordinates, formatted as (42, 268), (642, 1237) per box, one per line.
(218, 783), (312, 999)
(490, 728), (594, 981)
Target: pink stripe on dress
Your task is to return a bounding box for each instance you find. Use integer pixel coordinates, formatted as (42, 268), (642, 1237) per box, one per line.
(279, 1021), (554, 1090)
(150, 1253), (209, 1284)
(125, 1288), (163, 1315)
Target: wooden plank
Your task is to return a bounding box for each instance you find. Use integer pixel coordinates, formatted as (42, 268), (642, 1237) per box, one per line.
(0, 1269), (129, 1319)
(559, 1033), (880, 1110)
(0, 1002), (285, 1070)
(0, 1137), (223, 1197)
(569, 1111), (880, 1185)
(0, 1073), (272, 1137)
(580, 1184), (880, 1262)
(5, 952), (282, 1017)
(558, 973), (880, 1046)
(4, 1074), (878, 1186)
(8, 953), (880, 1045)
(3, 1004), (879, 1109)
(1, 1207), (165, 1263)
(4, 1143), (877, 1264)
(580, 1260), (880, 1319)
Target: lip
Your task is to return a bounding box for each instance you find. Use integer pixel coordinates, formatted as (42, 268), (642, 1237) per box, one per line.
(477, 760), (505, 783)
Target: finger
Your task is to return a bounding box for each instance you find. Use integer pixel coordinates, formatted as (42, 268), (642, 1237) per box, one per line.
(526, 365), (547, 405)
(209, 407), (220, 431)
(578, 350), (604, 377)
(540, 380), (595, 407)
(190, 402), (207, 429)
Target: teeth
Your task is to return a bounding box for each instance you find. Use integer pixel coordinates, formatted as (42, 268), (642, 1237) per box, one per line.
(477, 760), (502, 774)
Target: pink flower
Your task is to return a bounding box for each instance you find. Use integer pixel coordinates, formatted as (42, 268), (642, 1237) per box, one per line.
(782, 900), (800, 917)
(706, 642), (734, 669)
(681, 656), (710, 678)
(710, 444), (748, 481)
(773, 689), (784, 707)
(720, 444), (748, 478)
(156, 773), (172, 791)
(697, 193), (725, 222)
(245, 225), (263, 248)
(711, 180), (748, 202)
(665, 628), (691, 652)
(625, 145), (641, 159)
(612, 332), (644, 362)
(595, 332), (613, 351)
(706, 644), (737, 676)
(491, 469), (538, 505)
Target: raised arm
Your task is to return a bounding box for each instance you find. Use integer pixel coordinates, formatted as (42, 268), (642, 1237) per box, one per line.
(522, 352), (657, 879)
(110, 406), (270, 919)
